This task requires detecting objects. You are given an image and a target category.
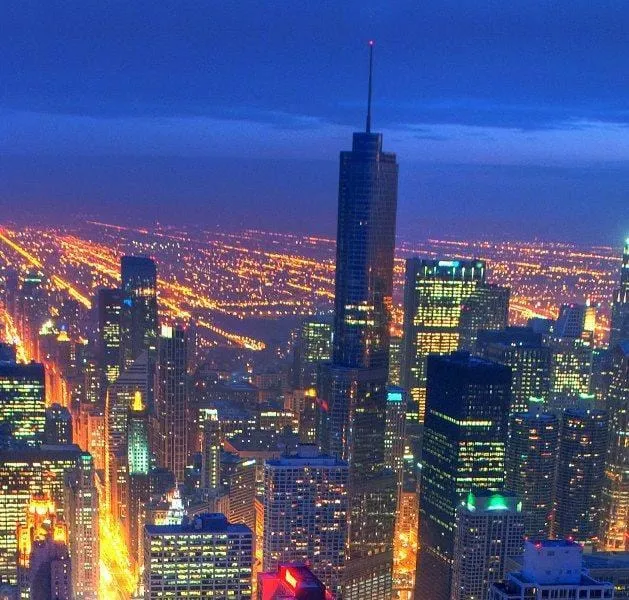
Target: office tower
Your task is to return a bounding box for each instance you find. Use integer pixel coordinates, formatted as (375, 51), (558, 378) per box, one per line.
(317, 44), (398, 600)
(505, 407), (559, 538)
(127, 390), (150, 565)
(610, 238), (629, 349)
(488, 540), (613, 600)
(201, 417), (221, 492)
(120, 256), (158, 369)
(402, 259), (508, 423)
(17, 271), (48, 361)
(97, 287), (123, 385)
(0, 446), (86, 587)
(104, 351), (149, 514)
(416, 352), (511, 600)
(63, 456), (98, 600)
(28, 540), (71, 600)
(600, 340), (629, 550)
(258, 564), (331, 600)
(451, 491), (525, 600)
(143, 513), (253, 599)
(263, 445), (348, 594)
(388, 335), (402, 386)
(0, 361), (45, 445)
(43, 404), (72, 445)
(546, 334), (593, 396)
(384, 386), (406, 489)
(221, 452), (257, 532)
(477, 327), (551, 414)
(554, 408), (608, 541)
(155, 325), (188, 481)
(292, 317), (332, 389)
(555, 302), (597, 342)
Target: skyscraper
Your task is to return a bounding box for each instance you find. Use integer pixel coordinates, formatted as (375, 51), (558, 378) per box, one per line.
(505, 406), (559, 538)
(477, 327), (551, 414)
(600, 340), (629, 550)
(554, 408), (608, 542)
(155, 325), (188, 481)
(104, 351), (149, 514)
(415, 352), (511, 600)
(402, 259), (508, 423)
(610, 238), (629, 349)
(64, 455), (99, 600)
(0, 361), (45, 445)
(263, 445), (348, 595)
(44, 404), (72, 445)
(120, 256), (158, 370)
(258, 564), (332, 600)
(292, 316), (332, 390)
(451, 491), (525, 600)
(318, 42), (398, 600)
(143, 513), (253, 599)
(97, 287), (123, 385)
(201, 417), (221, 492)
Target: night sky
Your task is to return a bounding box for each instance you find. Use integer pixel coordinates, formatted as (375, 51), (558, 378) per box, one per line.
(1, 1), (628, 242)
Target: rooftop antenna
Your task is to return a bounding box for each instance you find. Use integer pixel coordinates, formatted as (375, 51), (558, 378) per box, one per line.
(366, 40), (374, 133)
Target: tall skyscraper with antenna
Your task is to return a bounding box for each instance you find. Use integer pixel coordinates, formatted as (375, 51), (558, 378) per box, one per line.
(318, 41), (398, 600)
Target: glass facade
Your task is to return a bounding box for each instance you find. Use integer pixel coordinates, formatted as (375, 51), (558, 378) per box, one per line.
(0, 361), (45, 445)
(416, 352), (511, 600)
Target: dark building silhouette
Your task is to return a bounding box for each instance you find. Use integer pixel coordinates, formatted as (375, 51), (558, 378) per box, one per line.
(318, 43), (398, 600)
(610, 239), (629, 349)
(415, 352), (511, 600)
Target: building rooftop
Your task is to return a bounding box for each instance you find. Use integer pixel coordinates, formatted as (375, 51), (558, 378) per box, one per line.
(145, 512), (251, 536)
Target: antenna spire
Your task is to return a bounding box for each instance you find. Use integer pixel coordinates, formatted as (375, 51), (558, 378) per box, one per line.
(366, 40), (374, 133)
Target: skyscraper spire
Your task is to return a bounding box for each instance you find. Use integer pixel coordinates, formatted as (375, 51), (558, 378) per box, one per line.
(366, 40), (374, 133)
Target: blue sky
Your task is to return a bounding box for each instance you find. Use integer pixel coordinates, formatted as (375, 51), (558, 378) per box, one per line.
(1, 1), (628, 242)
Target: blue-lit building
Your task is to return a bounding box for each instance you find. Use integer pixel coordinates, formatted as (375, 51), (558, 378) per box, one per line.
(610, 239), (629, 349)
(317, 45), (398, 600)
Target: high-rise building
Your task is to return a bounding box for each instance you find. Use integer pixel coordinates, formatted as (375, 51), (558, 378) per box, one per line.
(221, 452), (257, 533)
(104, 351), (149, 514)
(450, 491), (525, 600)
(554, 408), (608, 542)
(477, 327), (551, 414)
(258, 564), (333, 600)
(201, 417), (221, 492)
(402, 259), (508, 423)
(127, 389), (150, 566)
(546, 334), (593, 396)
(610, 238), (629, 349)
(120, 256), (158, 370)
(384, 386), (406, 490)
(415, 352), (511, 600)
(600, 340), (629, 550)
(505, 406), (559, 538)
(155, 325), (188, 481)
(488, 540), (613, 600)
(143, 513), (253, 599)
(43, 404), (72, 445)
(317, 43), (398, 600)
(0, 361), (45, 445)
(97, 287), (123, 385)
(388, 335), (402, 386)
(292, 317), (332, 390)
(64, 454), (99, 600)
(0, 445), (88, 586)
(263, 445), (348, 594)
(555, 302), (597, 343)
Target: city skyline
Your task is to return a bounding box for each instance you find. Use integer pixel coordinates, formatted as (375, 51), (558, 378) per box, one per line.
(1, 2), (628, 242)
